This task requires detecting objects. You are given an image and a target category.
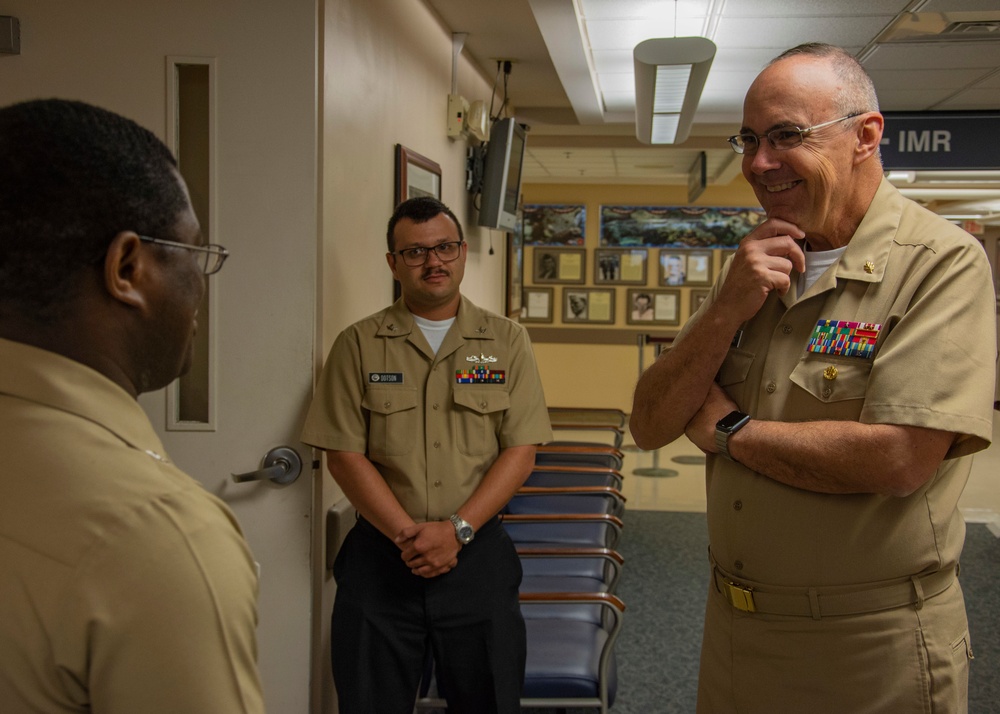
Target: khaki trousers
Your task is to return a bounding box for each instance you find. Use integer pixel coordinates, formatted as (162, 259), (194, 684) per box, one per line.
(697, 578), (972, 713)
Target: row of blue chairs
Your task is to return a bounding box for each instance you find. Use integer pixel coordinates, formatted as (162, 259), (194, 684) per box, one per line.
(414, 409), (631, 712)
(510, 441), (627, 713)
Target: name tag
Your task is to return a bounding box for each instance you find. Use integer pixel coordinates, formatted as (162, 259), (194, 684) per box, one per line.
(369, 372), (403, 383)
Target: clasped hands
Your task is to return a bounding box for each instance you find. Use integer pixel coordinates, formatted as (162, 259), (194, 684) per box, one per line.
(684, 218), (806, 454)
(395, 520), (461, 578)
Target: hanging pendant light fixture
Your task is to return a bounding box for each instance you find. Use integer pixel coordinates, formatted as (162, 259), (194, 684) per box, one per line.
(634, 36), (716, 144)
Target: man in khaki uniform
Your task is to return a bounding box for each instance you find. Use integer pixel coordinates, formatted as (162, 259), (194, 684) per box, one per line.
(0, 100), (264, 712)
(302, 196), (551, 713)
(631, 44), (995, 713)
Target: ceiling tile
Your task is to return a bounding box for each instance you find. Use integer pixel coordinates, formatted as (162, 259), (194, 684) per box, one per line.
(863, 42), (1000, 70)
(722, 0), (912, 17)
(714, 16), (899, 49)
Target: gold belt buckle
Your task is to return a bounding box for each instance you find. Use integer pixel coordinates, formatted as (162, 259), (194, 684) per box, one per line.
(724, 579), (756, 612)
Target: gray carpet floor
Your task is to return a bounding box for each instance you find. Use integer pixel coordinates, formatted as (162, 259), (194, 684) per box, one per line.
(526, 510), (1000, 713)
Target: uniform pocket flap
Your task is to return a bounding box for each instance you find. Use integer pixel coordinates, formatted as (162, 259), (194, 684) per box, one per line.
(718, 348), (754, 387)
(363, 387), (418, 415)
(789, 357), (871, 403)
(453, 388), (511, 415)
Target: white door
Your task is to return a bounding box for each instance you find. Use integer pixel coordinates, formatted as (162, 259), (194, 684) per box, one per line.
(5, 1), (324, 712)
(136, 41), (322, 714)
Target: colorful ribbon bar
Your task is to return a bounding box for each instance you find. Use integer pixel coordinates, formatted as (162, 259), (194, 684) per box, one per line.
(456, 365), (506, 384)
(807, 319), (881, 359)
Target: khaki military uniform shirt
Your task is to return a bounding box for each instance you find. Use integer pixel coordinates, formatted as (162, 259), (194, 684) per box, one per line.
(301, 296), (552, 520)
(681, 179), (996, 587)
(0, 338), (264, 714)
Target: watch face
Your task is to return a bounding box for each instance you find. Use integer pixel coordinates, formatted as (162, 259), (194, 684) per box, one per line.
(717, 411), (750, 432)
(458, 525), (473, 543)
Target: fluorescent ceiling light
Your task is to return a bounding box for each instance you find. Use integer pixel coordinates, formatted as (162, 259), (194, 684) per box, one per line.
(634, 37), (716, 144)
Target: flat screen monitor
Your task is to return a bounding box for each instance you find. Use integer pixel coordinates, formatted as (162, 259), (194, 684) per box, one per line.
(477, 118), (526, 232)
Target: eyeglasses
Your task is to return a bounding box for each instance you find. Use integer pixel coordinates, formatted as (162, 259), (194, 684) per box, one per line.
(392, 240), (464, 268)
(139, 235), (230, 275)
(728, 113), (862, 155)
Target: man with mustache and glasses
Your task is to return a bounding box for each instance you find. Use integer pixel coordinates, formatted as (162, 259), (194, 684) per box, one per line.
(302, 196), (551, 713)
(631, 43), (995, 713)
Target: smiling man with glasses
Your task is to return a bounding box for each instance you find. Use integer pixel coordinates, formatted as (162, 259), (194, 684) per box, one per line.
(302, 196), (551, 713)
(631, 43), (995, 713)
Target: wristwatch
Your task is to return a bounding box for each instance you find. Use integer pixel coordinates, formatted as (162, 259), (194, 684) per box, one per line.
(449, 514), (475, 545)
(715, 411), (751, 461)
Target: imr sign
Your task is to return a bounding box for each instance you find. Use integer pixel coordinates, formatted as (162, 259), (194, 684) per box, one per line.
(879, 112), (1000, 170)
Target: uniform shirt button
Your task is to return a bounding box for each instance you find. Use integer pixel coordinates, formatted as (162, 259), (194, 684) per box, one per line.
(733, 500), (743, 511)
(432, 403), (439, 410)
(433, 480), (442, 487)
(433, 441), (441, 448)
(480, 401), (488, 409)
(383, 401), (391, 408)
(822, 387), (833, 398)
(734, 560), (744, 571)
(765, 382), (776, 393)
(782, 325), (792, 334)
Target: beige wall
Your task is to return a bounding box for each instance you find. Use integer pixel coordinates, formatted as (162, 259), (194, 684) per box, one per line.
(320, 0), (505, 353)
(521, 180), (759, 413)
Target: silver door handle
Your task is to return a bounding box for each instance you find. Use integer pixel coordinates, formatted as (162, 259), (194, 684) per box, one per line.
(232, 446), (302, 485)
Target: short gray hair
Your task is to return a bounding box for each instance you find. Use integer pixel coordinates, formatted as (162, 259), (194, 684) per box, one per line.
(770, 43), (880, 114)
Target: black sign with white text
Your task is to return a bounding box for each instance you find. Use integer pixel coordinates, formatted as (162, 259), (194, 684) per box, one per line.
(880, 112), (1000, 170)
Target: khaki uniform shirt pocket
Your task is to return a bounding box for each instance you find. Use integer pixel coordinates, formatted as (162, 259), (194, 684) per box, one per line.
(717, 347), (754, 405)
(363, 387), (418, 458)
(453, 388), (510, 457)
(789, 356), (871, 405)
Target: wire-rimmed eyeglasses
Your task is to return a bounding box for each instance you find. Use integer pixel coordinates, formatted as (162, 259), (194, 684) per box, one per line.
(139, 235), (230, 275)
(728, 113), (863, 155)
(392, 240), (464, 268)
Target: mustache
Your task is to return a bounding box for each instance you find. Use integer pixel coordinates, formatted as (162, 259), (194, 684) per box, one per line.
(422, 267), (450, 279)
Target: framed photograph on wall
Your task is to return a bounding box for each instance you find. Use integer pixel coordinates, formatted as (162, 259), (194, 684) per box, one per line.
(394, 144), (441, 204)
(594, 248), (648, 284)
(563, 288), (615, 324)
(690, 288), (711, 316)
(626, 288), (680, 326)
(658, 251), (687, 286)
(533, 248), (586, 284)
(506, 220), (524, 318)
(521, 287), (554, 323)
(686, 250), (714, 286)
(522, 204), (586, 245)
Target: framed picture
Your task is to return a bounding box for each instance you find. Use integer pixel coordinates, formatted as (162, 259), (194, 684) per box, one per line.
(690, 288), (711, 316)
(521, 287), (554, 323)
(599, 205), (765, 247)
(658, 249), (714, 286)
(522, 204), (586, 246)
(394, 144), (441, 204)
(658, 251), (687, 286)
(533, 248), (586, 284)
(686, 250), (714, 286)
(563, 288), (615, 324)
(626, 288), (680, 326)
(594, 248), (648, 284)
(506, 220), (524, 318)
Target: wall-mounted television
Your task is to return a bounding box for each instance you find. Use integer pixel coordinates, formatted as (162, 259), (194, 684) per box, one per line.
(477, 117), (527, 232)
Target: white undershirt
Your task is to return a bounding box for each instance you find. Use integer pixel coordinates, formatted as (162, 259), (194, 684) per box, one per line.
(798, 244), (848, 296)
(413, 315), (456, 355)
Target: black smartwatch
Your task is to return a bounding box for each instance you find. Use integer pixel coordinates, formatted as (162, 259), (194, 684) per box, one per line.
(715, 411), (751, 461)
(449, 514), (475, 545)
